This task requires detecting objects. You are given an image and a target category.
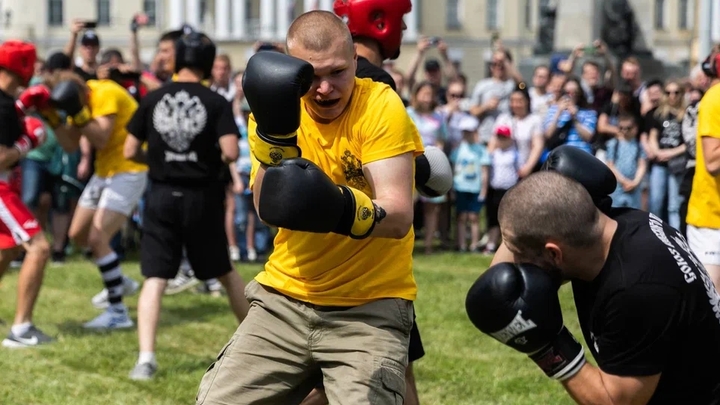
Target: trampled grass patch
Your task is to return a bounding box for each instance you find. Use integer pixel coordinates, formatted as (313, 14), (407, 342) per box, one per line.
(0, 252), (581, 405)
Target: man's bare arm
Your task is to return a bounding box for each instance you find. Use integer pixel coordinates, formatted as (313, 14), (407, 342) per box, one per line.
(362, 152), (414, 239)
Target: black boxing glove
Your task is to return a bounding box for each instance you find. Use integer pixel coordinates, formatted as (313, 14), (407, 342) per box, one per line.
(415, 146), (453, 197)
(466, 262), (586, 381)
(259, 158), (377, 239)
(243, 51), (314, 166)
(541, 145), (617, 212)
(50, 80), (92, 127)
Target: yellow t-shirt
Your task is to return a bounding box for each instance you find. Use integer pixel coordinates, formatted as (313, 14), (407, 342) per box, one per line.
(688, 83), (720, 229)
(87, 79), (148, 177)
(249, 77), (424, 306)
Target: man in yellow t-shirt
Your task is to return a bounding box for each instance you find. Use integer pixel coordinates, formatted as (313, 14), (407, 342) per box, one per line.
(49, 73), (148, 329)
(687, 51), (720, 293)
(197, 11), (423, 405)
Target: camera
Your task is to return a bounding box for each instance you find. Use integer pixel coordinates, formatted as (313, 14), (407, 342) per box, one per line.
(429, 37), (440, 46)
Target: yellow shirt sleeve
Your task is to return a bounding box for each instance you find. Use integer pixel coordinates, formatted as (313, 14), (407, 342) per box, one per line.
(89, 81), (121, 118)
(699, 92), (720, 139)
(248, 113), (261, 190)
(360, 87), (424, 164)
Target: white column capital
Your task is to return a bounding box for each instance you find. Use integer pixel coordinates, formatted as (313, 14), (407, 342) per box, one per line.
(231, 0), (247, 39)
(215, 0), (230, 39)
(303, 0), (318, 13)
(185, 0), (201, 30)
(169, 0), (185, 29)
(260, 0), (276, 40)
(277, 0), (293, 39)
(404, 0), (418, 41)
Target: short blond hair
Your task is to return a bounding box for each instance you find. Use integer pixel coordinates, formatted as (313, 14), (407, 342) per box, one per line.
(286, 10), (353, 55)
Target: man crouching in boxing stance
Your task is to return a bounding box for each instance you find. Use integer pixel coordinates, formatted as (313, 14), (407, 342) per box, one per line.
(466, 147), (720, 403)
(196, 10), (424, 405)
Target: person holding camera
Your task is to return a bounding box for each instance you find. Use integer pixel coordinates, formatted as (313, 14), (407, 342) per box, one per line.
(542, 76), (597, 156)
(63, 19), (100, 81)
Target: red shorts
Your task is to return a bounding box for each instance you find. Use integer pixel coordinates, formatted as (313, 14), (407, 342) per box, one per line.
(0, 181), (41, 249)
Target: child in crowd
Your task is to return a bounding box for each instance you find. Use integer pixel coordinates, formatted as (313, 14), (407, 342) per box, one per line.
(486, 125), (520, 253)
(606, 114), (647, 209)
(450, 115), (490, 252)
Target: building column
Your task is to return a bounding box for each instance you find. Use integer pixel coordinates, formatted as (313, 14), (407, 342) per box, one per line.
(169, 0), (185, 29)
(231, 0), (247, 39)
(260, 0), (276, 40)
(185, 0), (201, 29)
(277, 0), (292, 38)
(319, 0), (333, 11)
(405, 0), (418, 41)
(304, 0), (318, 13)
(215, 0), (230, 39)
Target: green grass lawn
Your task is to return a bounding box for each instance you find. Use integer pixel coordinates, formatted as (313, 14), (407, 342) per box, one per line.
(0, 252), (583, 405)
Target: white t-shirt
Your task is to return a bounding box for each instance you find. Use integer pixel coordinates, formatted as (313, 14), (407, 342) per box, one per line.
(490, 147), (520, 190)
(493, 113), (543, 166)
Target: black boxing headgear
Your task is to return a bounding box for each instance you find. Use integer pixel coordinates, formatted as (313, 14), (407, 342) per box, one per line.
(174, 31), (216, 80)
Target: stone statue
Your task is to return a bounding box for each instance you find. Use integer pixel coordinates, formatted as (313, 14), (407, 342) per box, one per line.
(600, 0), (637, 58)
(533, 0), (557, 55)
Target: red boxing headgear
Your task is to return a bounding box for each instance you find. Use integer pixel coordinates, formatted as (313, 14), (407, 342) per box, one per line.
(0, 40), (37, 86)
(333, 0), (411, 61)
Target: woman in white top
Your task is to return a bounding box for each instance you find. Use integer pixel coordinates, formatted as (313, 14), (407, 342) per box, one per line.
(491, 83), (545, 179)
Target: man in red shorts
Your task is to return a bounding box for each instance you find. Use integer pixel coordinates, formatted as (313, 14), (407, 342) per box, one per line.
(0, 40), (53, 347)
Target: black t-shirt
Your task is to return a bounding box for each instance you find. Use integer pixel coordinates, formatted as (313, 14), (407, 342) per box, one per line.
(126, 82), (239, 187)
(646, 110), (685, 168)
(0, 89), (22, 148)
(572, 209), (720, 404)
(355, 56), (409, 106)
(74, 66), (97, 82)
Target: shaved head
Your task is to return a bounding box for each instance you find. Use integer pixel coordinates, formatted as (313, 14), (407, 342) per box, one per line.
(498, 171), (601, 258)
(286, 10), (354, 57)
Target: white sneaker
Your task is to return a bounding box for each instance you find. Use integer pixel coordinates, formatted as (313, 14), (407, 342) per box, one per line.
(83, 306), (134, 330)
(229, 245), (240, 262)
(91, 276), (141, 309)
(247, 248), (257, 262)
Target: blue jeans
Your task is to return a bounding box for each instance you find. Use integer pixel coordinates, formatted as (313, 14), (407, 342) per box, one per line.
(234, 191), (271, 256)
(20, 158), (50, 209)
(649, 165), (683, 229)
(611, 187), (642, 209)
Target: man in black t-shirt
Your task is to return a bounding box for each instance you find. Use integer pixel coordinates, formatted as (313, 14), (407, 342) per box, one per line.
(467, 149), (720, 404)
(123, 31), (249, 381)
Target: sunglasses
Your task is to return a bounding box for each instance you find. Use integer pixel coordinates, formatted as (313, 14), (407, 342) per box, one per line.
(618, 125), (635, 132)
(665, 90), (681, 95)
(448, 93), (464, 99)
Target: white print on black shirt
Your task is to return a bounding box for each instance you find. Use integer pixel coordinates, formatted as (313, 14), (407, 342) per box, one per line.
(152, 90), (207, 162)
(648, 213), (720, 322)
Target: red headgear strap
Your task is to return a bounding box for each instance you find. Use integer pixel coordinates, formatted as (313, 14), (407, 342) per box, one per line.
(333, 0), (412, 61)
(0, 40), (37, 86)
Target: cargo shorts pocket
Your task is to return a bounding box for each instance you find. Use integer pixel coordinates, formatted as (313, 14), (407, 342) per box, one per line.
(369, 358), (406, 405)
(196, 337), (235, 404)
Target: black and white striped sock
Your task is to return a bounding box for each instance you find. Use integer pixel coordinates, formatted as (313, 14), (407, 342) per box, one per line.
(96, 252), (124, 308)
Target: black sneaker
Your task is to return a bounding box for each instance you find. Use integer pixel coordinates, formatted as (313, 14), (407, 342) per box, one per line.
(2, 325), (54, 348)
(51, 250), (66, 264)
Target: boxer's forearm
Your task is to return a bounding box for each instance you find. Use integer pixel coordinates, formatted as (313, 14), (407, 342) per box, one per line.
(368, 197), (412, 239)
(562, 363), (615, 404)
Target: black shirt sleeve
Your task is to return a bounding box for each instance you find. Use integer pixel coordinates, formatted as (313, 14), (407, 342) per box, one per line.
(355, 57), (397, 91)
(126, 98), (149, 141)
(596, 284), (683, 376)
(0, 97), (22, 147)
(643, 109), (657, 134)
(216, 98), (240, 140)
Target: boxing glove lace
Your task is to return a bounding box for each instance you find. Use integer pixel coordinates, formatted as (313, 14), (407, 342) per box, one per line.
(259, 158), (377, 239)
(50, 80), (92, 127)
(243, 51), (314, 166)
(466, 262), (586, 381)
